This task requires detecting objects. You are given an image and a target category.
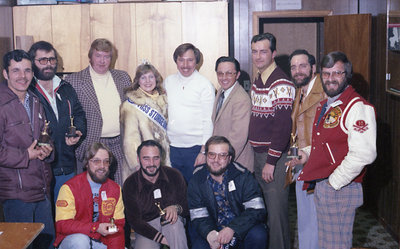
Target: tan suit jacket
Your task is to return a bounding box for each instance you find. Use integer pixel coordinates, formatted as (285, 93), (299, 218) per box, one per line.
(212, 83), (254, 172)
(291, 74), (326, 149)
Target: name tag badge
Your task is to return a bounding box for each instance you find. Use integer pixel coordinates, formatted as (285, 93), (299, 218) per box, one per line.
(101, 191), (107, 201)
(153, 189), (162, 199)
(228, 180), (236, 192)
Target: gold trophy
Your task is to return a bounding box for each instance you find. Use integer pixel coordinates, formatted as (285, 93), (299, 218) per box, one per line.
(38, 121), (51, 146)
(108, 218), (118, 233)
(287, 133), (299, 159)
(155, 202), (170, 226)
(66, 116), (77, 137)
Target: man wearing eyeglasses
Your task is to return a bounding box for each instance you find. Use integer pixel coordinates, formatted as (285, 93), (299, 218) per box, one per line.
(28, 41), (87, 201)
(55, 142), (125, 249)
(211, 57), (253, 172)
(188, 136), (267, 249)
(289, 51), (377, 248)
(285, 49), (325, 249)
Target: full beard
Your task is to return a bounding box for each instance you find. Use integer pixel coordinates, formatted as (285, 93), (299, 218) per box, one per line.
(322, 78), (348, 97)
(206, 163), (228, 177)
(34, 65), (56, 81)
(88, 168), (109, 184)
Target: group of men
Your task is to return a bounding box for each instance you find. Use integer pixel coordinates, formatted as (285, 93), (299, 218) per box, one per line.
(0, 30), (376, 249)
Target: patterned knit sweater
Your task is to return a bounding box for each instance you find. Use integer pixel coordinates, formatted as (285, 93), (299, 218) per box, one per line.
(249, 66), (295, 165)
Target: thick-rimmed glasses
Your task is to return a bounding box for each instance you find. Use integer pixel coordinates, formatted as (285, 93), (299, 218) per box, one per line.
(35, 57), (57, 65)
(207, 152), (229, 160)
(321, 71), (345, 79)
(89, 158), (111, 166)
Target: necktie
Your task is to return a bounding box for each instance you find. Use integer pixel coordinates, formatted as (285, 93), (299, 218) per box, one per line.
(215, 91), (225, 119)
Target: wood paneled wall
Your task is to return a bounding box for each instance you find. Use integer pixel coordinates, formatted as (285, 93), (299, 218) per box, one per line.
(365, 13), (400, 241)
(0, 6), (13, 82)
(232, 0), (383, 75)
(12, 2), (228, 87)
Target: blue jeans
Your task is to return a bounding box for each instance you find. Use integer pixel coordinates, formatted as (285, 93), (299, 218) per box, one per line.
(192, 223), (268, 249)
(3, 197), (55, 249)
(58, 233), (107, 249)
(170, 145), (201, 183)
(53, 172), (75, 202)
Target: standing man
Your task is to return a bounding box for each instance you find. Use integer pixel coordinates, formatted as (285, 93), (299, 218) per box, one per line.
(288, 49), (325, 249)
(28, 41), (87, 201)
(54, 142), (125, 249)
(66, 38), (132, 185)
(188, 136), (267, 249)
(123, 140), (189, 249)
(0, 50), (54, 249)
(292, 51), (377, 248)
(249, 33), (295, 249)
(212, 56), (253, 171)
(164, 43), (215, 183)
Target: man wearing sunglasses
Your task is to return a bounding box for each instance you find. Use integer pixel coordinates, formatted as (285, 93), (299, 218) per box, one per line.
(28, 41), (87, 201)
(188, 136), (267, 249)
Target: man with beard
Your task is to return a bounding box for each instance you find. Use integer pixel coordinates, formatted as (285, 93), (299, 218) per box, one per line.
(188, 136), (267, 249)
(54, 142), (125, 249)
(288, 51), (377, 248)
(28, 41), (86, 201)
(286, 49), (325, 249)
(123, 140), (189, 249)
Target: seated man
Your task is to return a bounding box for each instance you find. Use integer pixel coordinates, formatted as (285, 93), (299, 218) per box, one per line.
(54, 142), (125, 249)
(188, 136), (268, 249)
(123, 140), (189, 249)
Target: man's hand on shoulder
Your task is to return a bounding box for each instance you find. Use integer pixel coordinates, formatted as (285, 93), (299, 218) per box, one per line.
(217, 227), (235, 245)
(262, 163), (275, 183)
(97, 223), (117, 236)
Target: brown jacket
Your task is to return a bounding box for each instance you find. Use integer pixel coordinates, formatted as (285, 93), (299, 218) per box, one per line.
(291, 74), (326, 149)
(212, 83), (254, 172)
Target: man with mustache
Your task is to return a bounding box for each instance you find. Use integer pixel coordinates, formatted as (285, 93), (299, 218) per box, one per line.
(54, 142), (125, 249)
(28, 41), (87, 201)
(289, 51), (377, 248)
(0, 49), (54, 249)
(164, 43), (215, 183)
(287, 49), (325, 249)
(123, 140), (189, 249)
(188, 136), (267, 249)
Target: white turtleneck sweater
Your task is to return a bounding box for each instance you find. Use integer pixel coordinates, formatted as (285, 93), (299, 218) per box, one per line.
(164, 70), (215, 147)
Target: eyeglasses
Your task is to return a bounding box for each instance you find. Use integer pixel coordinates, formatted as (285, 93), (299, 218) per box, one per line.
(321, 71), (345, 79)
(35, 57), (57, 65)
(216, 71), (237, 78)
(207, 152), (229, 160)
(89, 158), (111, 166)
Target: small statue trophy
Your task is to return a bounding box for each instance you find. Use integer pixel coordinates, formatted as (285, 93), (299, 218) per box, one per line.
(155, 202), (170, 226)
(38, 121), (51, 146)
(108, 218), (118, 233)
(66, 116), (77, 137)
(287, 133), (299, 159)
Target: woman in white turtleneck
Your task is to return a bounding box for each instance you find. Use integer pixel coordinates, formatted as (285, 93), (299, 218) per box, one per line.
(120, 63), (170, 183)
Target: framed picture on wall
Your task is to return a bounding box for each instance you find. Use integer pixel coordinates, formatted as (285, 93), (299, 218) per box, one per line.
(388, 24), (400, 51)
